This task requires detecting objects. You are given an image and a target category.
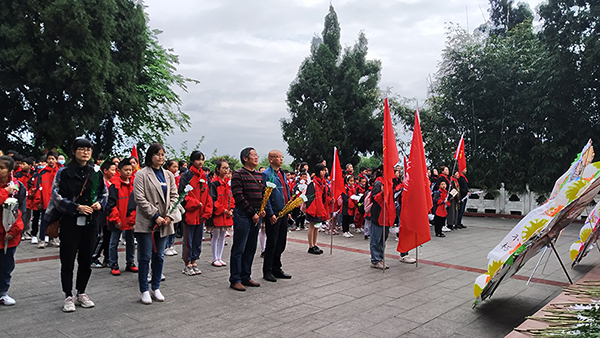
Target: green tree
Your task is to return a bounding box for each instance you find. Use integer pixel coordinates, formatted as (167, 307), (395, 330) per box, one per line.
(423, 21), (556, 193)
(282, 5), (382, 167)
(488, 0), (534, 36)
(0, 0), (193, 155)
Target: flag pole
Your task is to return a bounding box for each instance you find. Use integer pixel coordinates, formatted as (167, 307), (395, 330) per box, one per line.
(415, 233), (419, 267)
(330, 148), (336, 255)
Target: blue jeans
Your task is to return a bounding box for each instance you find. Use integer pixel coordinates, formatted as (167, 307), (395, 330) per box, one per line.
(109, 229), (135, 267)
(166, 233), (176, 248)
(369, 222), (389, 264)
(135, 232), (167, 292)
(229, 208), (260, 284)
(0, 246), (16, 296)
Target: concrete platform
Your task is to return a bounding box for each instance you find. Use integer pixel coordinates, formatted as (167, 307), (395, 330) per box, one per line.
(1, 216), (599, 338)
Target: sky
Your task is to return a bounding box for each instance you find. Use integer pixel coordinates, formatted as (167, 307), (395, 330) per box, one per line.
(143, 0), (544, 164)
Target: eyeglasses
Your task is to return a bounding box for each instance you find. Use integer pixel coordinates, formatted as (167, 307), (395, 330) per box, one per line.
(153, 153), (166, 158)
(76, 148), (92, 153)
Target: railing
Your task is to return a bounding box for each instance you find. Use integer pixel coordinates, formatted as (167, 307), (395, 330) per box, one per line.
(465, 183), (598, 220)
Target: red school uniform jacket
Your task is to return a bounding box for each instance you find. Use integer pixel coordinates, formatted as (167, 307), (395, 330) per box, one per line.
(106, 176), (135, 231)
(210, 176), (234, 226)
(184, 166), (214, 225)
(341, 184), (357, 216)
(0, 179), (25, 249)
(305, 177), (331, 219)
(433, 189), (449, 217)
(34, 165), (59, 210)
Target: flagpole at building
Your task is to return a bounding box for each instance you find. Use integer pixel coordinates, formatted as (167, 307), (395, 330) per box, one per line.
(330, 148), (336, 255)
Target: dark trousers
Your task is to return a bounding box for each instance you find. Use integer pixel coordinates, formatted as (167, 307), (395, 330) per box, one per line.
(0, 247), (16, 295)
(229, 208), (260, 284)
(434, 215), (446, 235)
(59, 222), (98, 297)
(342, 214), (353, 233)
(31, 210), (41, 236)
(92, 224), (111, 263)
(292, 208), (305, 228)
(263, 216), (288, 275)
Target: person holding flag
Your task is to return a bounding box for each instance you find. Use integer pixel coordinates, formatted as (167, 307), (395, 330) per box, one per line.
(454, 135), (468, 229)
(369, 98), (400, 270)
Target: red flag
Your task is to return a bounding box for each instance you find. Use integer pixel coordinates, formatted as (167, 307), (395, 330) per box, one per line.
(397, 110), (432, 252)
(382, 98), (399, 227)
(403, 155), (408, 181)
(131, 145), (141, 171)
(454, 135), (466, 174)
(331, 147), (345, 200)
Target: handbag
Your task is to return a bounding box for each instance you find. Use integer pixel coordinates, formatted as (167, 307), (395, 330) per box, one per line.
(47, 174), (90, 237)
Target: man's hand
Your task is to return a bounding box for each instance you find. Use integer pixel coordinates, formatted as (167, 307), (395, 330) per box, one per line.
(164, 216), (172, 226)
(77, 205), (93, 215)
(155, 216), (165, 226)
(5, 234), (14, 241)
(252, 214), (260, 224)
(91, 202), (101, 211)
(259, 210), (266, 218)
(270, 215), (277, 224)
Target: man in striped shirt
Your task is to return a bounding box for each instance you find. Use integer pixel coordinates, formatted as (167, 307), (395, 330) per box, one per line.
(229, 147), (266, 291)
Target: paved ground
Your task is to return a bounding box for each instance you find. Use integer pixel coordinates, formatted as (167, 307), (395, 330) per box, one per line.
(1, 216), (599, 338)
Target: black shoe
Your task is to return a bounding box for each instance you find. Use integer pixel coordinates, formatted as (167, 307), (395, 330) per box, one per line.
(263, 273), (277, 282)
(314, 246), (323, 254)
(457, 224), (467, 229)
(308, 247), (320, 255)
(435, 233), (446, 237)
(364, 235), (370, 240)
(273, 270), (292, 279)
(260, 251), (264, 258)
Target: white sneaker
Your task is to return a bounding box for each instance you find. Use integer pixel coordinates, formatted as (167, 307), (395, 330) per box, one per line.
(442, 226), (451, 232)
(49, 238), (60, 247)
(0, 294), (16, 306)
(399, 255), (417, 264)
(22, 232), (32, 240)
(31, 236), (38, 244)
(37, 240), (46, 249)
(342, 232), (352, 238)
(164, 248), (174, 256)
(150, 289), (165, 302)
(63, 296), (76, 312)
(74, 293), (95, 308)
(141, 291), (152, 304)
(170, 247), (177, 255)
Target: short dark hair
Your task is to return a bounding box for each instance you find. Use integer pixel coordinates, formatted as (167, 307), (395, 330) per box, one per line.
(0, 156), (15, 171)
(100, 160), (115, 172)
(71, 138), (93, 155)
(190, 150), (205, 163)
(118, 158), (133, 170)
(46, 151), (59, 160)
(38, 155), (47, 162)
(313, 163), (326, 176)
(144, 143), (165, 167)
(240, 147), (255, 165)
(215, 159), (228, 172)
(23, 157), (34, 166)
(164, 159), (178, 170)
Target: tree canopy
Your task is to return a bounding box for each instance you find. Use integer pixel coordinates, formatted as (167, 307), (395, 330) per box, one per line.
(0, 0), (194, 156)
(282, 5), (382, 167)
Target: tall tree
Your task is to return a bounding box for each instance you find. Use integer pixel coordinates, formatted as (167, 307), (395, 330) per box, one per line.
(282, 5), (382, 166)
(488, 0), (534, 36)
(0, 0), (193, 155)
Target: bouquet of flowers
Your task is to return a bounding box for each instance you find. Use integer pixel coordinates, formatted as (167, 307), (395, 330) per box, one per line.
(277, 194), (308, 220)
(258, 181), (277, 216)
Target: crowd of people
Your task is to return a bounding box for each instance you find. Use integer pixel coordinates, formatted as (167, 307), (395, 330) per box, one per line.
(0, 140), (470, 309)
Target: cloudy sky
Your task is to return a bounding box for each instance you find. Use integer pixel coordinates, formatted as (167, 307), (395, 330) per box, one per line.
(143, 0), (544, 163)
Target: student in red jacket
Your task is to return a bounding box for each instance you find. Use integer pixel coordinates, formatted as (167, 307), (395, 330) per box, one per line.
(179, 151), (213, 276)
(341, 175), (357, 238)
(35, 151), (60, 248)
(433, 181), (450, 237)
(14, 157), (34, 240)
(163, 159), (180, 256)
(0, 156), (26, 306)
(304, 163), (332, 255)
(208, 160), (234, 267)
(354, 176), (367, 233)
(106, 158), (138, 275)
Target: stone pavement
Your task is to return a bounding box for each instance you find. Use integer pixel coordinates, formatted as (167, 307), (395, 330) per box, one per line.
(1, 216), (599, 338)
